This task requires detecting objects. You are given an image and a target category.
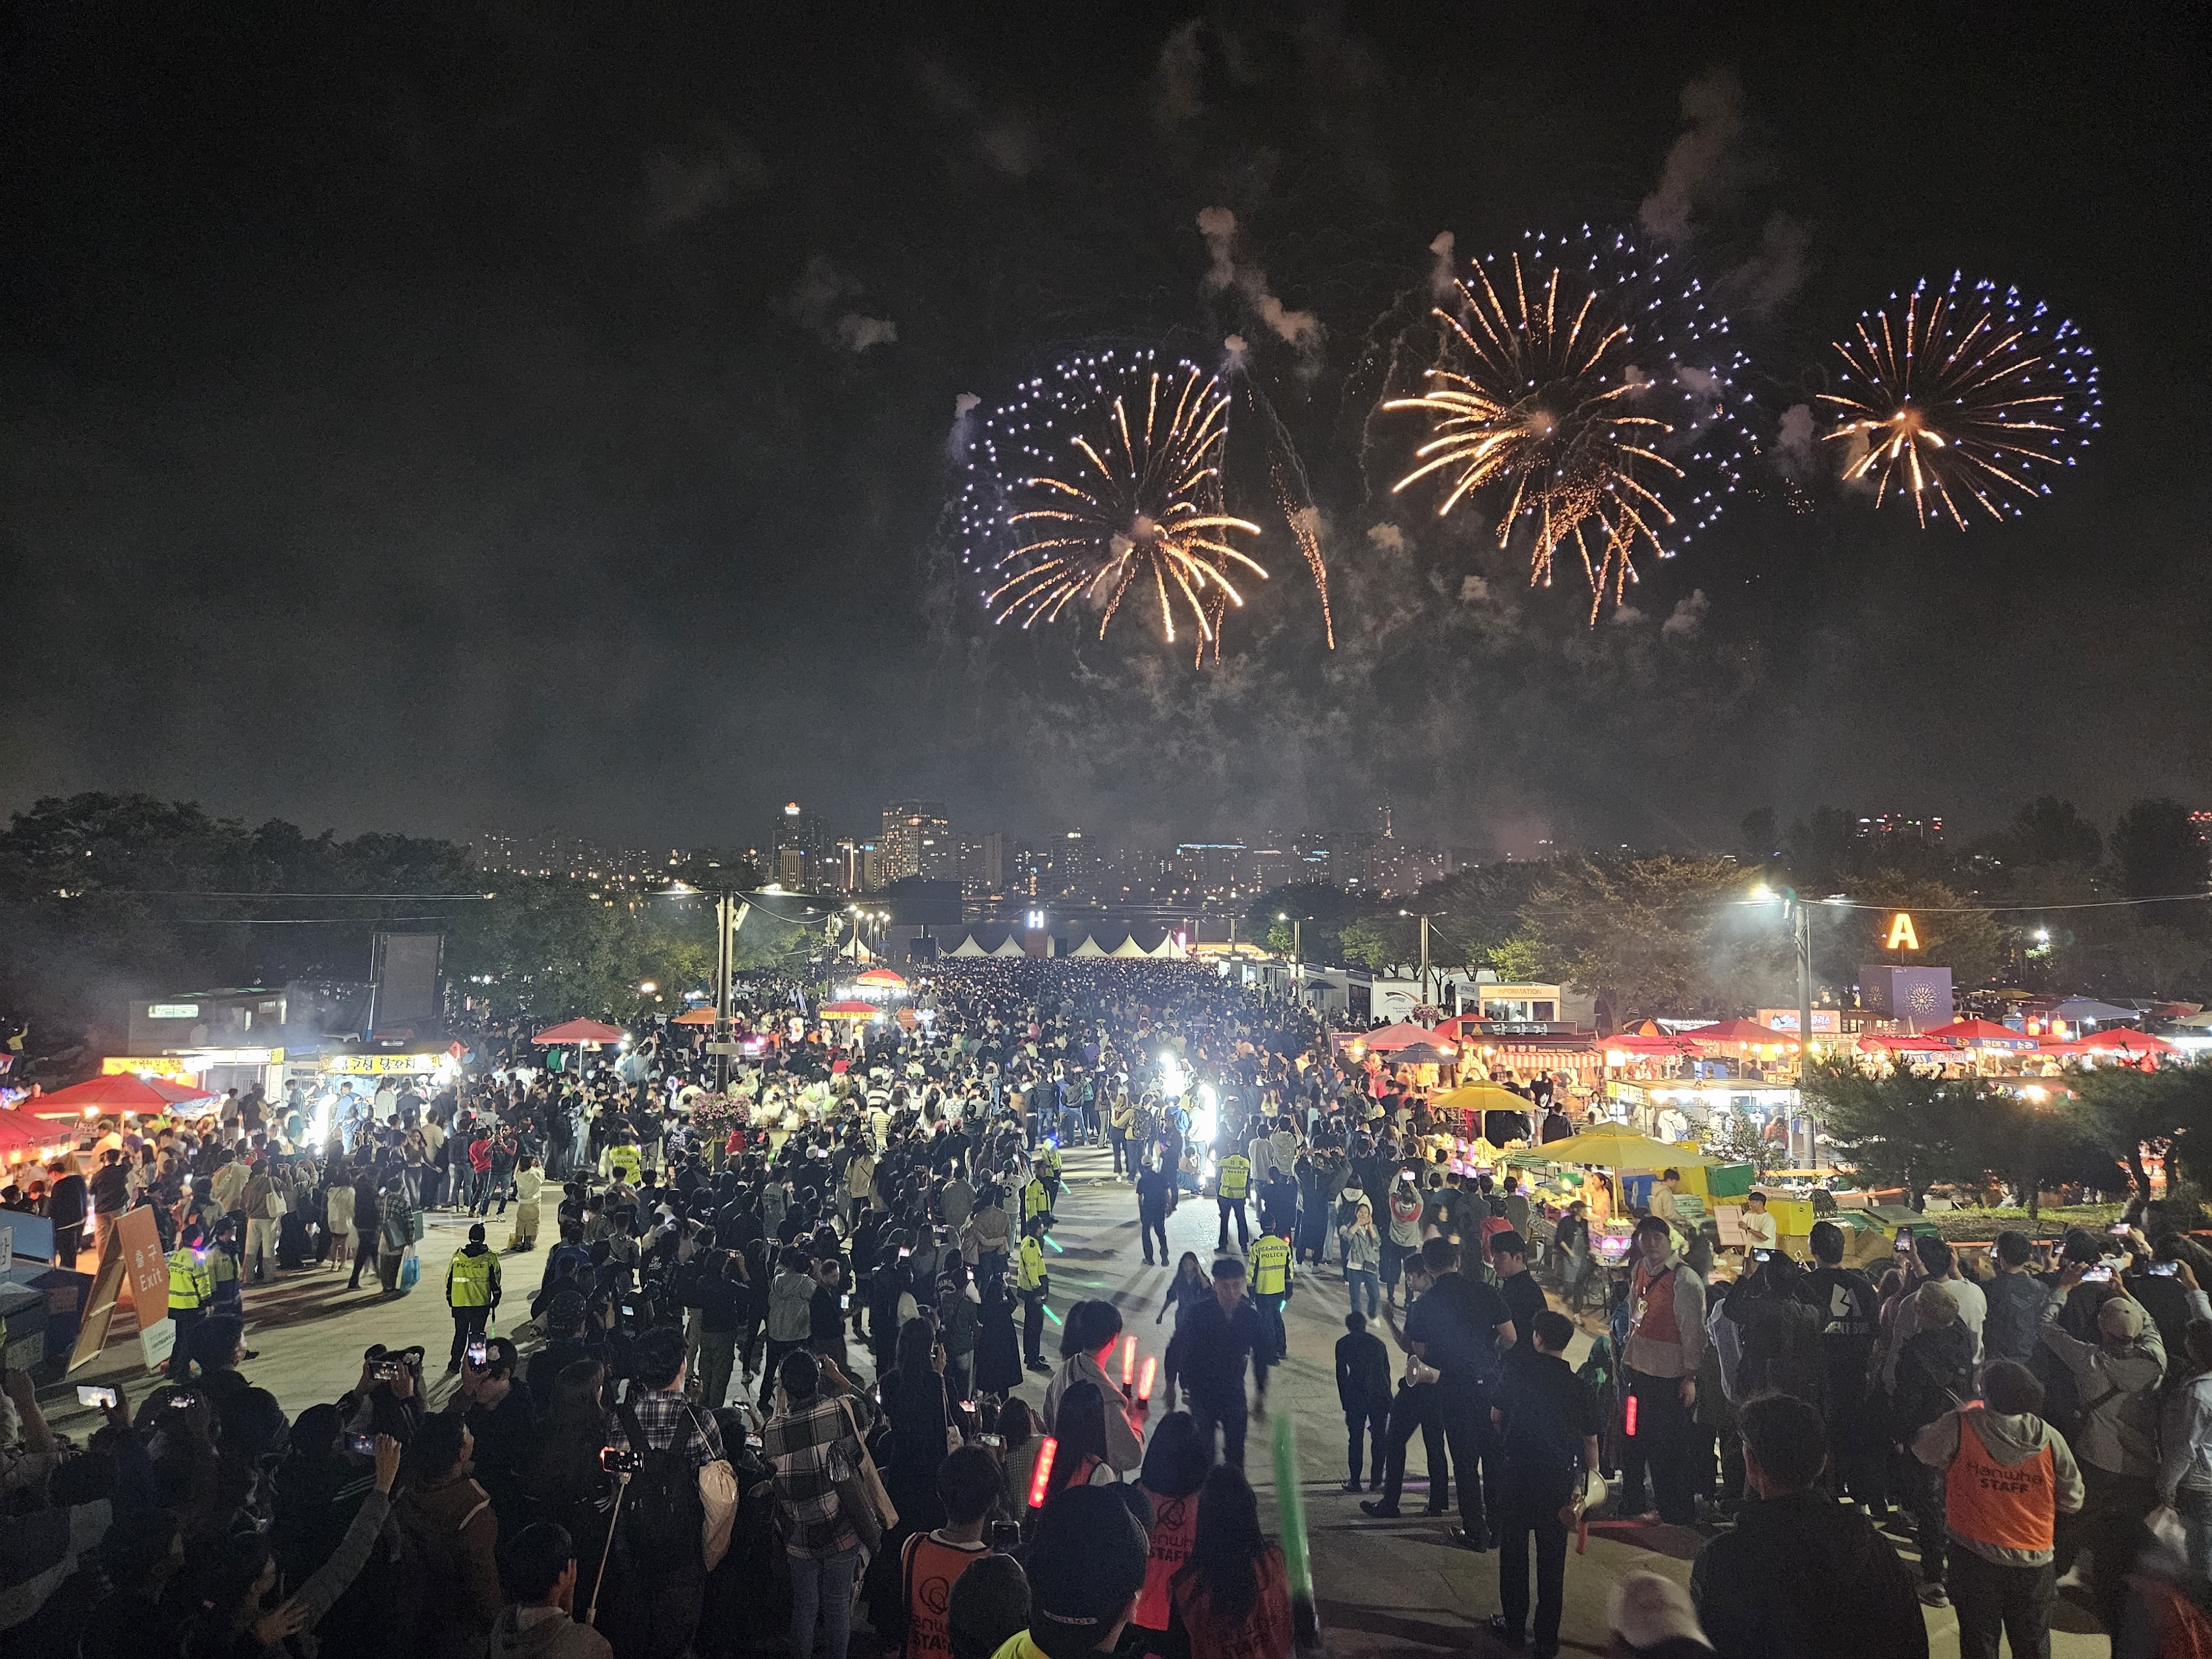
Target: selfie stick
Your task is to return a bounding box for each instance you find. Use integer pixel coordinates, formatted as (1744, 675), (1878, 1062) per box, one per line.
(1269, 1411), (1322, 1652)
(585, 1470), (631, 1626)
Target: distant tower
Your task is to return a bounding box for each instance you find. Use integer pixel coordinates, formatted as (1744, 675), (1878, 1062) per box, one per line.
(1379, 799), (1395, 839)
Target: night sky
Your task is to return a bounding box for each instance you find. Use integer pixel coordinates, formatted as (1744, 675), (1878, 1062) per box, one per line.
(3, 3), (2205, 856)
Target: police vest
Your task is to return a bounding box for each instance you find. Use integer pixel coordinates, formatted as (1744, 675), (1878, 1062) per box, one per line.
(448, 1248), (497, 1308)
(1037, 1146), (1061, 1176)
(1018, 1240), (1048, 1291)
(168, 1248), (212, 1311)
(1250, 1236), (1292, 1295)
(1218, 1156), (1251, 1199)
(1022, 1181), (1051, 1220)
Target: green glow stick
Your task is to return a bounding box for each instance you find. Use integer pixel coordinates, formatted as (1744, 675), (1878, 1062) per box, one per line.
(1270, 1409), (1322, 1650)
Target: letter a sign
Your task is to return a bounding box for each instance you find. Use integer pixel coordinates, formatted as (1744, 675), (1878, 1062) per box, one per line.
(1884, 912), (1921, 952)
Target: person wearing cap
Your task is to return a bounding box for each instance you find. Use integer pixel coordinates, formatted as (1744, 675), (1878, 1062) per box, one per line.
(2039, 1260), (2173, 1578)
(1178, 1256), (1271, 1470)
(948, 1553), (1030, 1659)
(446, 1221), (503, 1374)
(990, 1485), (1150, 1659)
(1912, 1358), (2081, 1659)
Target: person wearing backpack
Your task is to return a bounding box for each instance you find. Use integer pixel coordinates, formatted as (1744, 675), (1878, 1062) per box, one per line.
(597, 1325), (725, 1659)
(1888, 1281), (1976, 1608)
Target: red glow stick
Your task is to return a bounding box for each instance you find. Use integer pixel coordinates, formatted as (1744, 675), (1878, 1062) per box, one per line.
(1138, 1355), (1157, 1402)
(1028, 1436), (1058, 1507)
(1624, 1392), (1638, 1438)
(1121, 1334), (1137, 1387)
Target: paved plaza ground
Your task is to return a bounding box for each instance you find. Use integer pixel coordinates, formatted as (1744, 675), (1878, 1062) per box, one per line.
(38, 1147), (2112, 1656)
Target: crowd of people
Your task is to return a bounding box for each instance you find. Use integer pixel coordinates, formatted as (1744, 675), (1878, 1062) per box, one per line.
(11, 954), (2212, 1659)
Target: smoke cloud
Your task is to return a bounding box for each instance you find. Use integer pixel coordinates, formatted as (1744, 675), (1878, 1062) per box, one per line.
(1153, 19), (1206, 129)
(787, 256), (896, 353)
(1640, 68), (1747, 244)
(1663, 589), (1710, 638)
(1195, 207), (1324, 369)
(1428, 231), (1458, 300)
(834, 315), (898, 353)
(1776, 403), (1817, 478)
(639, 128), (768, 233)
(1368, 523), (1407, 554)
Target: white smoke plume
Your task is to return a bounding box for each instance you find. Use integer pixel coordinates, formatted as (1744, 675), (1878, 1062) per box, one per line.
(1153, 19), (1206, 129)
(1368, 523), (1407, 554)
(1194, 207), (1324, 372)
(1428, 231), (1457, 299)
(1776, 403), (1816, 478)
(1662, 589), (1711, 638)
(834, 314), (898, 353)
(1640, 68), (1746, 244)
(640, 127), (767, 234)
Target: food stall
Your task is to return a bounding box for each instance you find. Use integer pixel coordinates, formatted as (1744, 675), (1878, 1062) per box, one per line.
(1521, 1127), (1714, 1266)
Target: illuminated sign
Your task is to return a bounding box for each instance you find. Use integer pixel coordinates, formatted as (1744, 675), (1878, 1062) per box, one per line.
(147, 1004), (199, 1020)
(101, 1057), (198, 1080)
(1884, 912), (1921, 952)
(321, 1053), (437, 1075)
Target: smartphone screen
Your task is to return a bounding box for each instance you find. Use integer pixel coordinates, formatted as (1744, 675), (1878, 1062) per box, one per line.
(2081, 1265), (2113, 1284)
(76, 1385), (118, 1408)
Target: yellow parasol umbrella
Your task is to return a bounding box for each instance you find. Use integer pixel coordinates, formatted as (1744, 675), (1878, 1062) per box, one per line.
(1431, 1083), (1533, 1117)
(1532, 1126), (1714, 1169)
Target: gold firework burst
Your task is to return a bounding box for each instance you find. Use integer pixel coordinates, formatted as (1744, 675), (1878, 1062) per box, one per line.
(985, 363), (1265, 649)
(1820, 275), (2099, 529)
(1385, 241), (1699, 619)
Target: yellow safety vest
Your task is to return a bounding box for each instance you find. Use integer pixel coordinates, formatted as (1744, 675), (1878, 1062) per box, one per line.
(1218, 1155), (1251, 1200)
(168, 1248), (212, 1311)
(1018, 1238), (1048, 1291)
(1038, 1145), (1061, 1177)
(1022, 1179), (1051, 1221)
(1250, 1235), (1292, 1296)
(447, 1247), (499, 1308)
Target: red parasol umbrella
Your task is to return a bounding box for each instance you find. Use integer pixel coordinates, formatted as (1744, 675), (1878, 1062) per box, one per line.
(2074, 1029), (2178, 1056)
(1349, 1021), (1444, 1053)
(532, 1019), (628, 1046)
(24, 1072), (197, 1120)
(1926, 1019), (2037, 1048)
(1679, 1018), (1799, 1048)
(671, 1007), (718, 1025)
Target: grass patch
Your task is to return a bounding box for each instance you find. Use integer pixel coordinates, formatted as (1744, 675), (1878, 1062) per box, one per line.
(1920, 1204), (2126, 1242)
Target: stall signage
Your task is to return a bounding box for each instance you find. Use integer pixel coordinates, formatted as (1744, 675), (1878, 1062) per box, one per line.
(101, 1057), (199, 1081)
(1884, 912), (1921, 951)
(147, 1004), (199, 1020)
(322, 1053), (436, 1075)
(1608, 1081), (1651, 1107)
(1468, 1020), (1579, 1036)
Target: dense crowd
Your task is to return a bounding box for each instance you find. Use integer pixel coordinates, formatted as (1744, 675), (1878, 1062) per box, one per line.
(13, 955), (2212, 1659)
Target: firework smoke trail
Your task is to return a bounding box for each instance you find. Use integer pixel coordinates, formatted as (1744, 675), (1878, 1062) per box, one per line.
(957, 351), (1266, 653)
(1239, 375), (1335, 649)
(1383, 227), (1750, 621)
(1820, 273), (2099, 528)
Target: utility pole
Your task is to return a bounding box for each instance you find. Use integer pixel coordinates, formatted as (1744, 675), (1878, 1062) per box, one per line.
(713, 894), (750, 1095)
(1419, 913), (1432, 1010)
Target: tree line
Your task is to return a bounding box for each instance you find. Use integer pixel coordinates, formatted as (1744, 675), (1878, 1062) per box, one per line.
(1245, 793), (2212, 1021)
(0, 793), (810, 1066)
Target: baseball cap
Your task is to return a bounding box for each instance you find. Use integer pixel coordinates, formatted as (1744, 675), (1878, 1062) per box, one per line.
(1022, 1488), (1147, 1632)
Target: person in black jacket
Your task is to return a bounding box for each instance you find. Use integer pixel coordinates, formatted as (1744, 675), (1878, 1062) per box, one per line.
(1691, 1392), (1926, 1659)
(1890, 1281), (1975, 1608)
(1335, 1311), (1392, 1491)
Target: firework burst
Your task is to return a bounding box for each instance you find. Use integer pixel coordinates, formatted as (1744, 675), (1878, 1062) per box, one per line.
(957, 351), (1265, 655)
(1384, 228), (1747, 619)
(1820, 274), (2098, 527)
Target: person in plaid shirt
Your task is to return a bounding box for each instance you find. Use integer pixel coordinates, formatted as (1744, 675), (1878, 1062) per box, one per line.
(763, 1348), (871, 1659)
(603, 1327), (726, 1468)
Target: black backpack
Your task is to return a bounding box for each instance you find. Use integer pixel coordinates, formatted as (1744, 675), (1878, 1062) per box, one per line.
(611, 1400), (706, 1582)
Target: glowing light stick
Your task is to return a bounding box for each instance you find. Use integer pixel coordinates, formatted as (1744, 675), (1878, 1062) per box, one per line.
(1270, 1412), (1322, 1651)
(1121, 1334), (1138, 1387)
(1138, 1355), (1157, 1401)
(1624, 1391), (1639, 1437)
(1027, 1436), (1058, 1508)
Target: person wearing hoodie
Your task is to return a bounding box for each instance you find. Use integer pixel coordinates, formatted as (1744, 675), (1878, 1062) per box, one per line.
(2156, 1318), (2212, 1582)
(762, 1246), (818, 1405)
(1913, 1359), (2084, 1659)
(487, 1521), (613, 1659)
(1890, 1281), (1976, 1607)
(2038, 1265), (2174, 1569)
(1691, 1391), (1925, 1659)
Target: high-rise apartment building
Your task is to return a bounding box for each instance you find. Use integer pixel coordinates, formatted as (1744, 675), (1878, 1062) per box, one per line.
(772, 802), (829, 888)
(881, 800), (953, 882)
